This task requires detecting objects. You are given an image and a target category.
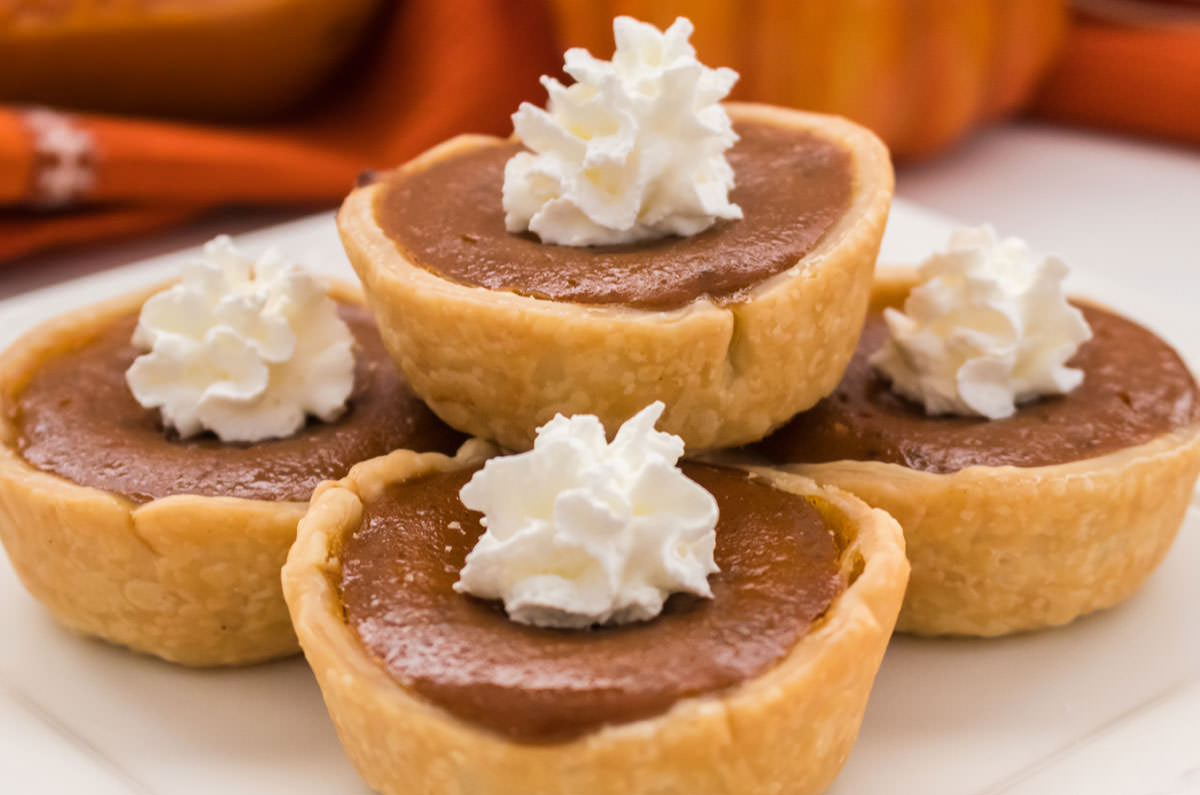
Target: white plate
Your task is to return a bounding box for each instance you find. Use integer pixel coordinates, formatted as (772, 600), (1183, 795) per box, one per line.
(0, 201), (1196, 795)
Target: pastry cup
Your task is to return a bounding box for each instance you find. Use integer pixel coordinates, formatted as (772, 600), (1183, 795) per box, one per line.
(338, 102), (893, 452)
(282, 446), (908, 795)
(1, 281), (364, 666)
(768, 272), (1200, 637)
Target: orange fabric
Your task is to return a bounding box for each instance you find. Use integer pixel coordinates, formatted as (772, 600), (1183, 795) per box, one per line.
(0, 111), (32, 201)
(0, 205), (204, 263)
(1033, 14), (1200, 147)
(0, 0), (559, 262)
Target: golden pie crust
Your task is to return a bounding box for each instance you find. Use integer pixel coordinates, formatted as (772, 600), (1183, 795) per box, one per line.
(282, 446), (908, 795)
(337, 102), (893, 452)
(0, 281), (373, 666)
(764, 271), (1200, 637)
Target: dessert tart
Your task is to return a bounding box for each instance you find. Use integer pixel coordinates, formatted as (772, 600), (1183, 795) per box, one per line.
(756, 268), (1200, 637)
(0, 253), (466, 666)
(337, 17), (892, 452)
(283, 442), (907, 794)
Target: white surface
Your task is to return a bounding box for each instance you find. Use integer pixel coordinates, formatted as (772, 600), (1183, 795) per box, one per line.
(0, 124), (1198, 794)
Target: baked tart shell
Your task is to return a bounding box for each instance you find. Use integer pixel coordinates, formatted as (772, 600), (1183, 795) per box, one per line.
(282, 446), (908, 795)
(768, 272), (1200, 637)
(0, 282), (358, 666)
(337, 103), (893, 452)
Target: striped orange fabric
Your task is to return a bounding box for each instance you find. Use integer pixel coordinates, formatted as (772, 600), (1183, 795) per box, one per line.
(0, 0), (558, 262)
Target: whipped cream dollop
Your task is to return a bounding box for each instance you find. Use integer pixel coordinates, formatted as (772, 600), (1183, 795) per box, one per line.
(502, 16), (742, 247)
(454, 402), (719, 629)
(125, 235), (356, 443)
(871, 225), (1093, 420)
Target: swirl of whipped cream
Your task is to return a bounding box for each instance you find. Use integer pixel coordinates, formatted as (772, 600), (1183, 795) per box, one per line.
(871, 225), (1093, 420)
(502, 16), (742, 247)
(125, 235), (356, 443)
(454, 402), (719, 629)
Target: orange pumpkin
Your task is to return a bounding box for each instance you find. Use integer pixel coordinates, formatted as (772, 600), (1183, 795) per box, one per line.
(546, 0), (1069, 159)
(0, 0), (383, 121)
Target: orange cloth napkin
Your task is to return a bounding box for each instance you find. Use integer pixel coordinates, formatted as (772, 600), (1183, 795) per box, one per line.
(1033, 9), (1200, 147)
(0, 0), (559, 263)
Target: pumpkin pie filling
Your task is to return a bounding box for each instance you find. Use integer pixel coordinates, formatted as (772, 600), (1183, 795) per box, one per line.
(338, 462), (844, 742)
(12, 304), (467, 503)
(372, 121), (853, 310)
(758, 304), (1200, 473)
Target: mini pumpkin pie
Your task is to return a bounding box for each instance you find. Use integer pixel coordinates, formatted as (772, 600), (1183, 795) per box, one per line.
(337, 16), (892, 452)
(0, 241), (467, 666)
(756, 260), (1200, 637)
(283, 440), (907, 794)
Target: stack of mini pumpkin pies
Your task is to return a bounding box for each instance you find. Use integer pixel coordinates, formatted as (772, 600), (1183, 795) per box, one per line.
(0, 19), (1197, 795)
(291, 94), (1198, 794)
(282, 100), (908, 795)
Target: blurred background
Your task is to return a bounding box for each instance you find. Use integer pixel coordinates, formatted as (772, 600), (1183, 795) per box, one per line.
(0, 0), (1197, 265)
